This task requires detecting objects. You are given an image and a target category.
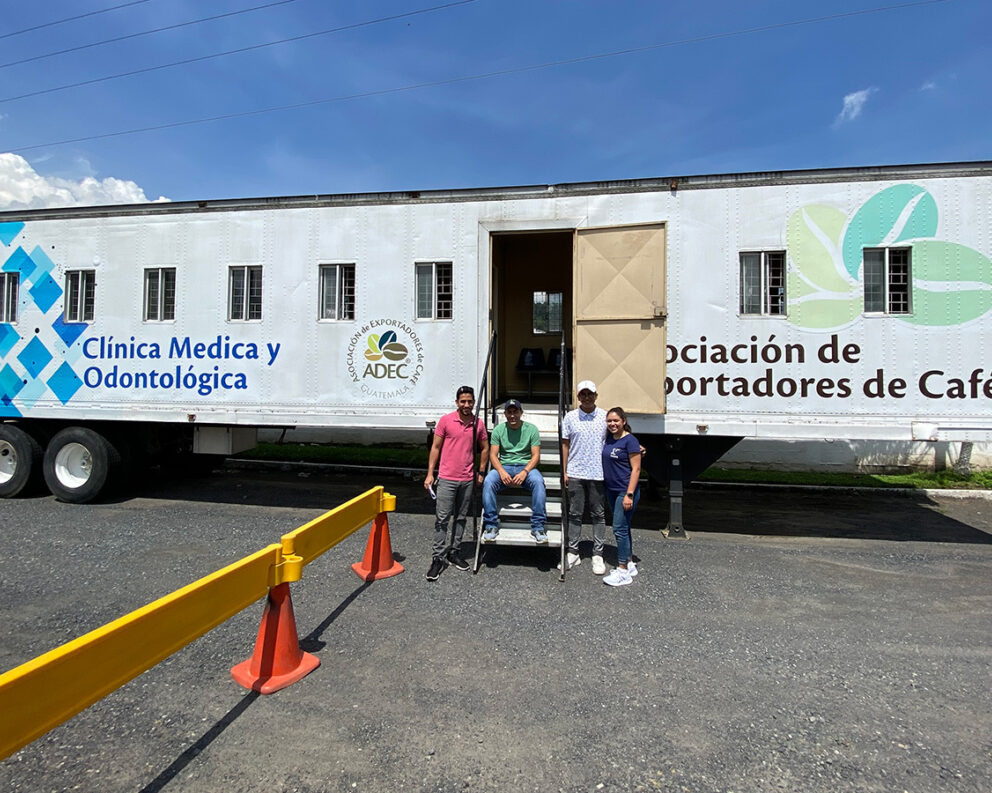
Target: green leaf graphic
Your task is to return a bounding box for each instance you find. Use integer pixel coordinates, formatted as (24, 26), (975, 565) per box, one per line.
(902, 240), (992, 326)
(787, 204), (851, 292)
(786, 269), (820, 301)
(895, 191), (937, 243)
(788, 297), (862, 329)
(842, 185), (935, 279)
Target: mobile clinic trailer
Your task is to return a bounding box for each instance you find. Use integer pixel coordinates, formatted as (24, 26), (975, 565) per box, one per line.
(0, 161), (990, 509)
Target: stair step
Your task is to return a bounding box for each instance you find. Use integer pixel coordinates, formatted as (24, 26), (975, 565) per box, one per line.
(497, 501), (562, 520)
(479, 527), (564, 548)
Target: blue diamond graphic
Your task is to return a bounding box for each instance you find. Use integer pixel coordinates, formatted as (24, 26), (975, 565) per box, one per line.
(29, 272), (61, 313)
(16, 376), (49, 410)
(52, 314), (88, 348)
(48, 362), (82, 405)
(0, 323), (19, 358)
(0, 222), (24, 247)
(2, 246), (37, 280)
(28, 245), (56, 276)
(18, 336), (54, 378)
(0, 363), (25, 404)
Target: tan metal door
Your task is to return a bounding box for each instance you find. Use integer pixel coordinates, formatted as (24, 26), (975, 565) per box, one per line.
(573, 223), (667, 414)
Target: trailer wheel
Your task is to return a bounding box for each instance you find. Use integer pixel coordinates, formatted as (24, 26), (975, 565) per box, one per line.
(0, 424), (44, 498)
(43, 427), (122, 504)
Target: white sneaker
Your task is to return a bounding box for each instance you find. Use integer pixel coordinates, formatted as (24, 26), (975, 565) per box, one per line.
(557, 552), (581, 571)
(627, 561), (638, 577)
(591, 554), (607, 575)
(603, 568), (633, 587)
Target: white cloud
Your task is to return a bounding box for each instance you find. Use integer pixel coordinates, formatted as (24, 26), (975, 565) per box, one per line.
(921, 79), (936, 91)
(834, 87), (878, 126)
(0, 152), (169, 210)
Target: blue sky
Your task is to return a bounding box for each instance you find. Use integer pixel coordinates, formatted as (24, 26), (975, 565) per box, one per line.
(0, 0), (988, 206)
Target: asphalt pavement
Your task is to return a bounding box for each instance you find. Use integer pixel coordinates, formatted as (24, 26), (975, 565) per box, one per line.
(0, 466), (990, 793)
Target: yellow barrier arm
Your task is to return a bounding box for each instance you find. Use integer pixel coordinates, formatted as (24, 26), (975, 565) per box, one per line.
(0, 544), (281, 760)
(279, 486), (396, 574)
(0, 486), (395, 760)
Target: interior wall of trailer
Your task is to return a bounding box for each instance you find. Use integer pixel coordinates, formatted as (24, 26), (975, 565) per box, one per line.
(491, 232), (572, 401)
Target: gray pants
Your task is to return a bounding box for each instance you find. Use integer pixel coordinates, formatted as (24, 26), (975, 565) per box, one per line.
(432, 478), (474, 558)
(566, 478), (606, 554)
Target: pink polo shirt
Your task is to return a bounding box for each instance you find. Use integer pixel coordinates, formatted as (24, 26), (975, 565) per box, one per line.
(435, 411), (487, 481)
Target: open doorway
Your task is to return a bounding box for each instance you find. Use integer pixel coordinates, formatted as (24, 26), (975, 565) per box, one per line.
(491, 231), (573, 405)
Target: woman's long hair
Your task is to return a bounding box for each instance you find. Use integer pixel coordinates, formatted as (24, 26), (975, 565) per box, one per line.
(606, 406), (632, 436)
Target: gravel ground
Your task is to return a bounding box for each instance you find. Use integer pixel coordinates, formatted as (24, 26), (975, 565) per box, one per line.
(1, 467), (990, 793)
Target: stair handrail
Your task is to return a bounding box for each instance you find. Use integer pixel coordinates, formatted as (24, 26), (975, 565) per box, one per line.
(556, 336), (569, 580)
(469, 331), (497, 571)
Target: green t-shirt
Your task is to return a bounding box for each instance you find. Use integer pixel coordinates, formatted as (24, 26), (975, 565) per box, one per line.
(491, 421), (540, 466)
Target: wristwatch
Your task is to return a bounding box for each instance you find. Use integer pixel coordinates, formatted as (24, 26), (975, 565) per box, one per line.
(625, 492), (634, 497)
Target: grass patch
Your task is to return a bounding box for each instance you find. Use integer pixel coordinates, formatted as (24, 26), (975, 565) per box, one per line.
(699, 467), (992, 490)
(239, 443), (991, 490)
(239, 442), (430, 467)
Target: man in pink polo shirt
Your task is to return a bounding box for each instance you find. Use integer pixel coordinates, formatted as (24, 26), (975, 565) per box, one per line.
(424, 385), (490, 580)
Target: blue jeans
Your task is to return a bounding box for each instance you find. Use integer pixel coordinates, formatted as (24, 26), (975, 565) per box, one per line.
(606, 487), (639, 564)
(482, 466), (546, 531)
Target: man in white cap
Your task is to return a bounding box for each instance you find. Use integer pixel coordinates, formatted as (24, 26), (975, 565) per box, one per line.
(560, 380), (608, 573)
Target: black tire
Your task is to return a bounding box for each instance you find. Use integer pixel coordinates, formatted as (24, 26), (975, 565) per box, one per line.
(43, 427), (122, 504)
(0, 424), (44, 498)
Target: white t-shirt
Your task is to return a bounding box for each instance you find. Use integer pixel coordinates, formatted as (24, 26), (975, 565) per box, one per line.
(562, 406), (607, 479)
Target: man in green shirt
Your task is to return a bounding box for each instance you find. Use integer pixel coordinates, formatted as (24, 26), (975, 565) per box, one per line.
(482, 399), (547, 543)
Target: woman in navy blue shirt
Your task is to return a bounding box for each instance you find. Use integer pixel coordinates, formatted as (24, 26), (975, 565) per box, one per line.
(601, 407), (642, 586)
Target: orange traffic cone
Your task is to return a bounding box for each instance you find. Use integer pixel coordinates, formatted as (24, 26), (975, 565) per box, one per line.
(231, 582), (320, 694)
(351, 512), (404, 581)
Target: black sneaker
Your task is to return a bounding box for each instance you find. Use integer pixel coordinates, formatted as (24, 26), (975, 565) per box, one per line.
(426, 556), (446, 581)
(447, 550), (470, 572)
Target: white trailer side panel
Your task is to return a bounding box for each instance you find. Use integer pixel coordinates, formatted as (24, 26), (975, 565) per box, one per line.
(1, 165), (990, 442)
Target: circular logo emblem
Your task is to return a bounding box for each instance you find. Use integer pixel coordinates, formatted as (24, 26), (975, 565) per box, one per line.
(346, 320), (424, 398)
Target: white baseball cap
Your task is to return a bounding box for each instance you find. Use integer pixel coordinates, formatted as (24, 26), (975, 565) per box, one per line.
(576, 380), (597, 394)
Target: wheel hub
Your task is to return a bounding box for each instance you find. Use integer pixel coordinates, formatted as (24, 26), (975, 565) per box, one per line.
(54, 442), (93, 489)
(0, 441), (15, 485)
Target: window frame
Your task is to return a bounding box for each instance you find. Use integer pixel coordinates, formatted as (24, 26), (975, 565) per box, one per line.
(64, 269), (96, 323)
(0, 271), (18, 323)
(415, 260), (453, 321)
(863, 246), (912, 315)
(143, 267), (176, 322)
(318, 262), (356, 321)
(532, 290), (563, 335)
(228, 264), (263, 322)
(739, 250), (786, 317)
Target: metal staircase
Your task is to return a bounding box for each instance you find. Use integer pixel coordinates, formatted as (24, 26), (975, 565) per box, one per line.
(471, 338), (572, 579)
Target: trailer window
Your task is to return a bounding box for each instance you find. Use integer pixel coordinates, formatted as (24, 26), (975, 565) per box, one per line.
(319, 263), (355, 320)
(739, 251), (786, 316)
(64, 270), (95, 323)
(864, 247), (911, 314)
(144, 268), (176, 322)
(532, 291), (563, 334)
(416, 261), (452, 320)
(0, 272), (17, 323)
(228, 265), (262, 321)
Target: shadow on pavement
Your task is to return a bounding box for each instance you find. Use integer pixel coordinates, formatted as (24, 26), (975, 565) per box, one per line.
(41, 464), (990, 546)
(137, 691), (261, 793)
(138, 581), (372, 792)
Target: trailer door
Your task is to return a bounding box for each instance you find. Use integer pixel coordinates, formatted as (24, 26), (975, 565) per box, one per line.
(573, 223), (667, 414)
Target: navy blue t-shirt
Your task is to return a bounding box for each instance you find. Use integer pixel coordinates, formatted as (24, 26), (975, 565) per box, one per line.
(602, 433), (640, 492)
